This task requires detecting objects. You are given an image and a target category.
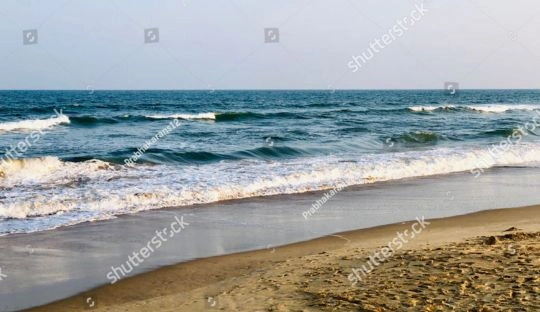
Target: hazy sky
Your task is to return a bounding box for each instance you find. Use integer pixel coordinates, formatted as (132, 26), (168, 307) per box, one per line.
(0, 0), (539, 90)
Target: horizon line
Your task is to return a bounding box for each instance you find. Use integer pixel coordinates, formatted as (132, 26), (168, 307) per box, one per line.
(1, 88), (540, 92)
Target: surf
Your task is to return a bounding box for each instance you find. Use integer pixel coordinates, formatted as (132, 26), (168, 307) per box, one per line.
(145, 112), (216, 120)
(409, 104), (540, 113)
(0, 114), (70, 132)
(2, 142), (540, 234)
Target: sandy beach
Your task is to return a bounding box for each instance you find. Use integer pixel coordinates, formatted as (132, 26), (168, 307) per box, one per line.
(3, 1), (540, 311)
(26, 205), (540, 311)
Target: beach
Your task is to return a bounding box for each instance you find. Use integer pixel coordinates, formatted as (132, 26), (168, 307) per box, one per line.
(2, 0), (540, 310)
(1, 91), (540, 311)
(0, 166), (537, 311)
(26, 204), (540, 311)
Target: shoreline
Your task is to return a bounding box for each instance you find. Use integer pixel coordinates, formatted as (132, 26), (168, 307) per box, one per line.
(27, 204), (540, 311)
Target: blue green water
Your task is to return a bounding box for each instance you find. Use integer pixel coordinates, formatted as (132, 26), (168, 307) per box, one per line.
(1, 90), (539, 234)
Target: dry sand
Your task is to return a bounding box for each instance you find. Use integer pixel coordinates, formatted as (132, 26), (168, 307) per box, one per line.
(27, 205), (540, 311)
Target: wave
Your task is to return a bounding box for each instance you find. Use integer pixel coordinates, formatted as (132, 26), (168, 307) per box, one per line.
(409, 105), (457, 112)
(482, 128), (517, 137)
(61, 145), (310, 165)
(214, 111), (303, 121)
(215, 111), (260, 121)
(144, 111), (303, 122)
(0, 157), (111, 183)
(467, 105), (540, 113)
(0, 114), (70, 132)
(145, 113), (216, 120)
(393, 131), (441, 144)
(70, 115), (119, 126)
(137, 147), (305, 165)
(409, 104), (540, 113)
(2, 143), (540, 232)
(0, 156), (63, 180)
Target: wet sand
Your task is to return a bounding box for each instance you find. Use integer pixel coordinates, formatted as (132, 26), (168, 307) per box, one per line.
(27, 205), (540, 311)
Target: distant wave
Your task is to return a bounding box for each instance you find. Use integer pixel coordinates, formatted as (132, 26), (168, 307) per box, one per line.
(144, 111), (303, 122)
(146, 113), (216, 120)
(215, 111), (262, 121)
(409, 104), (540, 113)
(482, 128), (518, 137)
(0, 114), (70, 132)
(70, 115), (119, 126)
(466, 105), (540, 113)
(392, 131), (441, 144)
(409, 105), (457, 112)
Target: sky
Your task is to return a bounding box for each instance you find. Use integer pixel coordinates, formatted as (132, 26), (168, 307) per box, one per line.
(0, 0), (539, 90)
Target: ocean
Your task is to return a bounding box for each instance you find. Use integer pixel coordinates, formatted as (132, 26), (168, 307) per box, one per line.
(1, 90), (540, 235)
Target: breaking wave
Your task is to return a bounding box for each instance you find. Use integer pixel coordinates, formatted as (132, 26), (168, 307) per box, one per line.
(0, 114), (70, 132)
(145, 112), (216, 120)
(2, 143), (540, 233)
(409, 104), (540, 113)
(144, 111), (302, 122)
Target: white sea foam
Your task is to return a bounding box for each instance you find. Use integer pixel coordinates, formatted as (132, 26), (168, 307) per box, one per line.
(409, 104), (540, 113)
(0, 157), (112, 188)
(146, 113), (216, 120)
(466, 105), (540, 113)
(0, 157), (63, 181)
(409, 105), (456, 112)
(1, 143), (540, 234)
(0, 114), (70, 132)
